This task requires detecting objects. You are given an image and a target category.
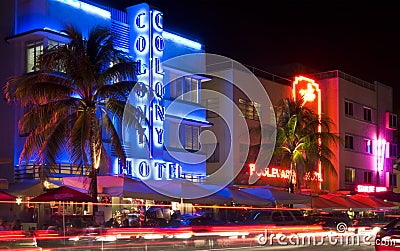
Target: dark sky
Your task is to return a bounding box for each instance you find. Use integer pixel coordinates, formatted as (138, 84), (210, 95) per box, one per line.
(98, 0), (400, 90)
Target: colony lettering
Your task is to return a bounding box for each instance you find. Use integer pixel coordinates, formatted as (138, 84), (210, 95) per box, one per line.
(119, 4), (181, 179)
(132, 4), (165, 158)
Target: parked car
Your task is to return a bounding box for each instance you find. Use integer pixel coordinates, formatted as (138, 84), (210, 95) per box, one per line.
(241, 209), (309, 226)
(169, 213), (227, 228)
(375, 217), (400, 251)
(307, 211), (354, 231)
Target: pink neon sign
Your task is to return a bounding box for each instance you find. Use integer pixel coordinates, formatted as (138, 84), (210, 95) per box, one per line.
(376, 138), (387, 172)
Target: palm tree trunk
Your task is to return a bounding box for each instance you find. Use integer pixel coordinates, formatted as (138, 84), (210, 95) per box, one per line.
(91, 167), (98, 213)
(288, 160), (295, 194)
(89, 110), (100, 213)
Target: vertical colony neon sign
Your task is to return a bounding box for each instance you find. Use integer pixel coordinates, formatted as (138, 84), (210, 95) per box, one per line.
(292, 76), (323, 188)
(133, 6), (164, 157)
(122, 4), (180, 180)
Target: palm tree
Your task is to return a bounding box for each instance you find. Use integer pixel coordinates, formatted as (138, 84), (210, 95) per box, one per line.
(4, 24), (144, 210)
(274, 97), (339, 193)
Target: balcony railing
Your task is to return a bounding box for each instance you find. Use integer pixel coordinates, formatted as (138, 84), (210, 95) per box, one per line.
(14, 164), (89, 181)
(310, 70), (376, 91)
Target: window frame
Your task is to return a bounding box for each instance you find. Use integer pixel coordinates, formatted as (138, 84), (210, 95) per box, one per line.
(389, 143), (398, 158)
(238, 98), (260, 121)
(390, 173), (397, 187)
(345, 167), (355, 183)
(181, 124), (200, 151)
(169, 76), (200, 103)
(364, 139), (373, 154)
(363, 106), (372, 122)
(363, 171), (372, 184)
(345, 135), (354, 150)
(344, 100), (354, 116)
(389, 113), (398, 129)
(26, 39), (44, 73)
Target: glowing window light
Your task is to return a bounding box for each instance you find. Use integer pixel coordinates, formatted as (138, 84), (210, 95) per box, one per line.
(163, 31), (202, 50)
(375, 138), (387, 172)
(55, 0), (111, 19)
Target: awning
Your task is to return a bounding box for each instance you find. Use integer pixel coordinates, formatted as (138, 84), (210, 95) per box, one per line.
(319, 194), (372, 211)
(62, 176), (177, 201)
(348, 194), (398, 210)
(30, 186), (97, 203)
(366, 191), (400, 203)
(5, 180), (45, 197)
(62, 175), (123, 195)
(310, 196), (348, 210)
(0, 190), (17, 201)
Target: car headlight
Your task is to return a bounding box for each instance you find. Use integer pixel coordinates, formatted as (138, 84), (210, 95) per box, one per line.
(372, 227), (381, 233)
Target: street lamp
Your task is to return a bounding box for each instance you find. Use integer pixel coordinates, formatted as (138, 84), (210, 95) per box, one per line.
(16, 196), (22, 205)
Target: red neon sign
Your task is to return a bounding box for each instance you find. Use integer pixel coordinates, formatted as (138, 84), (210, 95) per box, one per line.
(249, 163), (294, 180)
(292, 76), (322, 188)
(356, 185), (387, 193)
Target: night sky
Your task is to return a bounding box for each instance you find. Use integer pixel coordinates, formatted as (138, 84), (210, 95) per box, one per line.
(97, 0), (400, 105)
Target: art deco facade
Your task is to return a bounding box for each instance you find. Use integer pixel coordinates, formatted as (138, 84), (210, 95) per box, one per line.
(202, 63), (398, 193)
(0, 0), (209, 185)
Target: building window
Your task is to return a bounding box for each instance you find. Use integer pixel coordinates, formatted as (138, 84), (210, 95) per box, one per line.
(345, 135), (354, 149)
(390, 173), (397, 187)
(47, 39), (65, 72)
(170, 77), (199, 103)
(26, 40), (44, 73)
(345, 101), (354, 116)
(345, 167), (355, 183)
(182, 125), (199, 151)
(238, 98), (260, 120)
(202, 98), (219, 118)
(389, 143), (398, 158)
(364, 171), (372, 184)
(363, 107), (372, 122)
(364, 139), (372, 154)
(387, 112), (397, 129)
(205, 143), (219, 163)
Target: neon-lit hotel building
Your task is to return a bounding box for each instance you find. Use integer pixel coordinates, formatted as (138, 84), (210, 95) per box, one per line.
(203, 65), (398, 193)
(0, 0), (209, 186)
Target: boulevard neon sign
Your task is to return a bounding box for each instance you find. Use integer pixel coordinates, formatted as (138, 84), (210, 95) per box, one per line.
(249, 163), (294, 180)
